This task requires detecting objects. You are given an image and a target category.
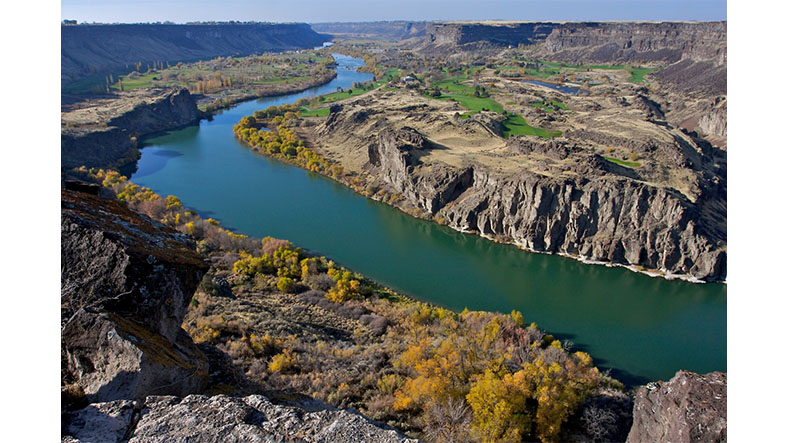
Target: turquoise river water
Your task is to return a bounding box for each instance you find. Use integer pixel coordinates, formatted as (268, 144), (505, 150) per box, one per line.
(131, 54), (726, 385)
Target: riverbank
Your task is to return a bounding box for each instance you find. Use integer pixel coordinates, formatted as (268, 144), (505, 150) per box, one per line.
(198, 70), (338, 115)
(234, 113), (722, 285)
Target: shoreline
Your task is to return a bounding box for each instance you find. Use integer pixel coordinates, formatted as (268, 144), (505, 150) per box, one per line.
(197, 71), (338, 116)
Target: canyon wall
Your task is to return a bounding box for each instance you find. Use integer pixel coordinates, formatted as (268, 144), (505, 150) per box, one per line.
(62, 23), (330, 85)
(422, 21), (726, 64)
(61, 87), (202, 169)
(367, 127), (725, 282)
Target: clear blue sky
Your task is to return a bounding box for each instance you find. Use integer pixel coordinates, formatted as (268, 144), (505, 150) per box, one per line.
(61, 0), (727, 23)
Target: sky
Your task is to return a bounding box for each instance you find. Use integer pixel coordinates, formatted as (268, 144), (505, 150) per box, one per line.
(61, 0), (727, 23)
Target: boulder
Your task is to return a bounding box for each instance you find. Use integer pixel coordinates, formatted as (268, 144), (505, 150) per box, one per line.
(61, 189), (210, 403)
(627, 370), (726, 442)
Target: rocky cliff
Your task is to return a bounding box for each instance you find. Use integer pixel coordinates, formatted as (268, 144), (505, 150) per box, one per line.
(62, 23), (330, 85)
(61, 189), (210, 403)
(540, 22), (726, 64)
(627, 371), (726, 442)
(420, 21), (726, 65)
(61, 87), (201, 169)
(367, 128), (725, 281)
(426, 22), (558, 47)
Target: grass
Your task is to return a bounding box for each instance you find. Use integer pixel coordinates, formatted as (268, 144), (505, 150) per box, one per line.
(431, 77), (504, 113)
(502, 114), (562, 139)
(428, 75), (560, 139)
(299, 107), (331, 117)
(603, 156), (642, 168)
(627, 67), (659, 83)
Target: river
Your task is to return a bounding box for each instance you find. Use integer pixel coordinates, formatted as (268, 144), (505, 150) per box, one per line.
(131, 53), (726, 385)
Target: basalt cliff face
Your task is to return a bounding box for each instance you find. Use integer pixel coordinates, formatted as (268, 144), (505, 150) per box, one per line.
(62, 23), (329, 85)
(61, 87), (201, 169)
(367, 127), (725, 281)
(421, 21), (726, 65)
(540, 22), (726, 64)
(426, 22), (558, 47)
(61, 188), (210, 403)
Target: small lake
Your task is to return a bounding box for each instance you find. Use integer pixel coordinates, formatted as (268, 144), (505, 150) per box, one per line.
(524, 79), (588, 95)
(132, 54), (726, 385)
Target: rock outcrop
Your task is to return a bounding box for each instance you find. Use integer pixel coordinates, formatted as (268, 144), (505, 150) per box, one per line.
(366, 127), (725, 281)
(63, 395), (417, 442)
(61, 87), (201, 169)
(627, 371), (727, 442)
(371, 127), (474, 214)
(62, 23), (329, 85)
(61, 189), (210, 403)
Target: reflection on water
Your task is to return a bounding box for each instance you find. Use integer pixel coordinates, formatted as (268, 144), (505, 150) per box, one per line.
(524, 79), (588, 95)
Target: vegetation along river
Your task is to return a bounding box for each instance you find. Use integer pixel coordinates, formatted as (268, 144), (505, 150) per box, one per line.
(131, 53), (726, 385)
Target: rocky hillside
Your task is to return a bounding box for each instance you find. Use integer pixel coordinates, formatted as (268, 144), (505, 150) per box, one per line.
(300, 77), (726, 281)
(62, 23), (330, 85)
(61, 87), (201, 169)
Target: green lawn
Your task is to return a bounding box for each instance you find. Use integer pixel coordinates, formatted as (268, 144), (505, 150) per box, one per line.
(627, 67), (658, 83)
(431, 77), (503, 113)
(299, 106), (331, 117)
(603, 156), (642, 168)
(502, 115), (562, 139)
(428, 75), (560, 139)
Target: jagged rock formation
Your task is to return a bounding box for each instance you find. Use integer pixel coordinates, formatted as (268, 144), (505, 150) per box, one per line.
(61, 87), (201, 169)
(367, 130), (724, 280)
(63, 395), (417, 442)
(627, 371), (726, 442)
(62, 23), (329, 85)
(61, 189), (210, 403)
(698, 103), (727, 138)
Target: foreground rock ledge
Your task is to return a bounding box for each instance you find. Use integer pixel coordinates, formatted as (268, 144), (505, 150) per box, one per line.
(61, 189), (210, 403)
(62, 394), (417, 443)
(627, 371), (726, 442)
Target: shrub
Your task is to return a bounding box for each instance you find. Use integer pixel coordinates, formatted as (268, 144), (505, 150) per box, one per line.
(277, 276), (296, 293)
(269, 349), (297, 373)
